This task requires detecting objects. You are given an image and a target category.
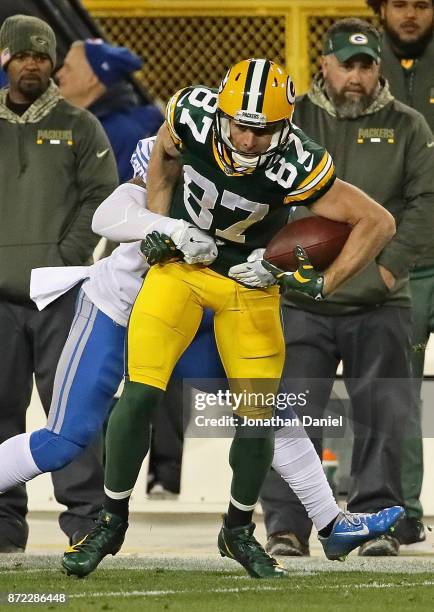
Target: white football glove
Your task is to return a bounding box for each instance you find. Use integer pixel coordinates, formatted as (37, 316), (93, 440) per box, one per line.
(170, 220), (218, 265)
(228, 248), (277, 288)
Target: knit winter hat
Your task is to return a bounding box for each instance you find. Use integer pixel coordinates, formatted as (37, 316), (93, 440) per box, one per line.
(84, 39), (142, 87)
(0, 15), (57, 70)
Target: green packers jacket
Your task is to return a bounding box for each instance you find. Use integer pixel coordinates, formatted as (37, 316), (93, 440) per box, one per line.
(381, 34), (434, 136)
(380, 33), (434, 269)
(284, 76), (434, 315)
(0, 80), (118, 303)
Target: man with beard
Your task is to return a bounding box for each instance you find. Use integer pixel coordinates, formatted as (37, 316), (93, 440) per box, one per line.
(0, 15), (117, 551)
(370, 0), (434, 117)
(260, 18), (434, 557)
(367, 0), (434, 548)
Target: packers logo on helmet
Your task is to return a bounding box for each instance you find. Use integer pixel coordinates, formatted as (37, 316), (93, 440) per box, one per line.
(214, 58), (295, 174)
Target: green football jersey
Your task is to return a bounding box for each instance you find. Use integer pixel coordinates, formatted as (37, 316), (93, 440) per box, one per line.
(166, 85), (336, 275)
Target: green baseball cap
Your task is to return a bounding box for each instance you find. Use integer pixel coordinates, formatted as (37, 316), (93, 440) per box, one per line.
(323, 30), (381, 62)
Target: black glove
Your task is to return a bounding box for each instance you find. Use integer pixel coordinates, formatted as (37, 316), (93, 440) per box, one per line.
(140, 231), (182, 265)
(262, 245), (324, 300)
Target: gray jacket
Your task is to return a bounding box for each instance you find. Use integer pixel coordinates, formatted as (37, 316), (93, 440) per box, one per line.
(283, 76), (434, 315)
(0, 81), (118, 303)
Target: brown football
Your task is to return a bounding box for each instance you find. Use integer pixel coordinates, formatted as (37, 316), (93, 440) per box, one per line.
(264, 216), (351, 272)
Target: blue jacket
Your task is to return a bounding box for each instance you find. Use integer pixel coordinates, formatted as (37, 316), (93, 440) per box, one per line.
(89, 83), (163, 182)
(0, 71), (8, 88)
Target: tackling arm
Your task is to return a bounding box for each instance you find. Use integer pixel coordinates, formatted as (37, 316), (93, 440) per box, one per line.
(146, 123), (182, 214)
(92, 126), (218, 264)
(92, 128), (183, 242)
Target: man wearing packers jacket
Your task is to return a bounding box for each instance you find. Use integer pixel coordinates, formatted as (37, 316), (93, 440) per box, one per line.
(0, 15), (117, 551)
(260, 18), (434, 557)
(367, 0), (434, 548)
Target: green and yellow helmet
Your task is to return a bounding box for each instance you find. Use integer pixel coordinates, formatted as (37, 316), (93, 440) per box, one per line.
(215, 58), (295, 174)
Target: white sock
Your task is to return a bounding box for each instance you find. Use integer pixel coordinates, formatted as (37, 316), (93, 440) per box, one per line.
(272, 426), (340, 532)
(0, 433), (42, 493)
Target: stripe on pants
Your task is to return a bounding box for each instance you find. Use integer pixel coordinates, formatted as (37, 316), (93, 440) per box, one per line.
(47, 292), (98, 434)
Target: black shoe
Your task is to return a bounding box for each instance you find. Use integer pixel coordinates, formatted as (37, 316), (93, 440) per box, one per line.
(0, 519), (28, 553)
(62, 511), (128, 577)
(358, 535), (400, 556)
(218, 516), (288, 578)
(265, 532), (310, 557)
(147, 470), (180, 497)
(147, 482), (179, 500)
(393, 517), (426, 545)
(0, 542), (25, 553)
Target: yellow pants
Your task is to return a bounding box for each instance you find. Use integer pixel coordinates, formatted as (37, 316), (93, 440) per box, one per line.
(127, 263), (285, 418)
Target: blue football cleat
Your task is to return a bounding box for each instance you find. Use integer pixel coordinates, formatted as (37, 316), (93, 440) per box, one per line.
(319, 505), (405, 561)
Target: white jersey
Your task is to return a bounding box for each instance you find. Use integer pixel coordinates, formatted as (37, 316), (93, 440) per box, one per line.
(30, 137), (155, 326)
(82, 241), (146, 326)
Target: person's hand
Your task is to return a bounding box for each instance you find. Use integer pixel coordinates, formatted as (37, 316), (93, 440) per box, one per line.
(140, 231), (181, 265)
(378, 264), (395, 290)
(228, 249), (277, 288)
(262, 245), (325, 300)
(170, 220), (218, 265)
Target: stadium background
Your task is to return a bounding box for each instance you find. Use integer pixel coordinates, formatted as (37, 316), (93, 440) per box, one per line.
(83, 0), (378, 102)
(22, 0), (434, 516)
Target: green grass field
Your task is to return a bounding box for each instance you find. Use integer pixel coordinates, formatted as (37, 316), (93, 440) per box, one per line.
(1, 556), (434, 611)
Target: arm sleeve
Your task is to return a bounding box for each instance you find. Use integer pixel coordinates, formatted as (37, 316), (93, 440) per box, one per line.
(93, 136), (181, 240)
(59, 112), (118, 265)
(92, 183), (182, 241)
(377, 115), (434, 277)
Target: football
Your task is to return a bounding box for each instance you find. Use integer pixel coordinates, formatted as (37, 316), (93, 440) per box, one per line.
(264, 216), (351, 272)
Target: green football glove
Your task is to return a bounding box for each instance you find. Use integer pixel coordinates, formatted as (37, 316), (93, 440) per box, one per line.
(140, 231), (182, 265)
(262, 245), (325, 300)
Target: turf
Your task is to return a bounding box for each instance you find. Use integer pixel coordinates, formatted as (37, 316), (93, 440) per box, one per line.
(1, 556), (434, 611)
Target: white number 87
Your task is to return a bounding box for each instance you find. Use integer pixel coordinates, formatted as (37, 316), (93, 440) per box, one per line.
(183, 166), (269, 244)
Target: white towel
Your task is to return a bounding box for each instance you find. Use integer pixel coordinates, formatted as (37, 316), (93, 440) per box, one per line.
(30, 266), (91, 310)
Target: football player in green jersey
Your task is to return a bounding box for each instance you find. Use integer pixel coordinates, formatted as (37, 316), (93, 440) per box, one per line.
(62, 58), (395, 579)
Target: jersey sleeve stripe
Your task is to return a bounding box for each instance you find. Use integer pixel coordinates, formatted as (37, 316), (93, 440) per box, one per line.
(165, 88), (187, 146)
(297, 151), (329, 190)
(284, 162), (335, 203)
(289, 153), (334, 196)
